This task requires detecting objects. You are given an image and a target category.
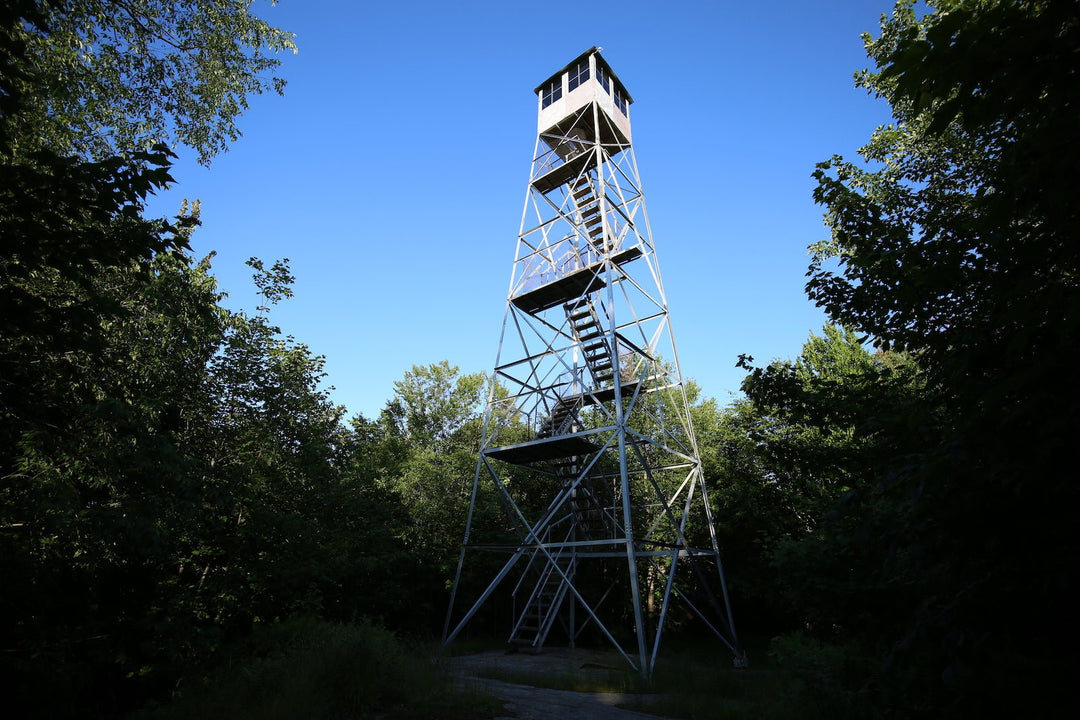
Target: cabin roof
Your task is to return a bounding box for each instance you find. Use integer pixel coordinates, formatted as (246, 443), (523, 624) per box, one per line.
(532, 47), (634, 104)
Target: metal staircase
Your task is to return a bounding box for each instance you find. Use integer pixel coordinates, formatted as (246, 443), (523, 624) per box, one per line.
(572, 174), (606, 254)
(509, 529), (576, 651)
(565, 299), (615, 387)
(560, 457), (611, 541)
(536, 395), (582, 439)
(512, 318), (614, 651)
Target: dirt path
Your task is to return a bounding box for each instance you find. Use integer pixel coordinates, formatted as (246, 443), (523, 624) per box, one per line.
(447, 648), (671, 720)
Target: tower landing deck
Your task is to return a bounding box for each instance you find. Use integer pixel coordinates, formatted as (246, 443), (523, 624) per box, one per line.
(484, 382), (640, 465)
(485, 435), (600, 465)
(511, 247), (643, 314)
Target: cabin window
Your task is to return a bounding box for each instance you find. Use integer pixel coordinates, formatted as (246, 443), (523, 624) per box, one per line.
(597, 66), (610, 93)
(568, 61), (590, 92)
(614, 91), (627, 115)
(541, 79), (562, 109)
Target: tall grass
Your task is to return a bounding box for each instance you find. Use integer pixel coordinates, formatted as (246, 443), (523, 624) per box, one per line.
(135, 617), (500, 720)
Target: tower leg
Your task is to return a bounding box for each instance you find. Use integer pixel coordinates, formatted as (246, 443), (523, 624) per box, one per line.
(617, 424), (650, 678)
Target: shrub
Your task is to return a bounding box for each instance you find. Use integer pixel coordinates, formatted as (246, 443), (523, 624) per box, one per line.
(138, 617), (495, 720)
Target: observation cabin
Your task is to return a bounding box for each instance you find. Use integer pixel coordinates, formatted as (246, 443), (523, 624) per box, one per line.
(532, 48), (634, 193)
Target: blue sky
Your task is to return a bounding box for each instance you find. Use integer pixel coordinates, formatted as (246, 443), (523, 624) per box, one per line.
(144, 0), (898, 420)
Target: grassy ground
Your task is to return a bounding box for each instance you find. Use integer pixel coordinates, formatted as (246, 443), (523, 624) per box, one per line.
(133, 618), (503, 720)
(463, 635), (816, 720)
(134, 625), (876, 720)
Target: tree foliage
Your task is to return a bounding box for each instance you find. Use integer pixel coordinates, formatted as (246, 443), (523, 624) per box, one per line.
(717, 328), (925, 633)
(385, 360), (486, 453)
(9, 0), (296, 163)
(728, 1), (1080, 714)
(0, 4), (370, 716)
(810, 0), (1080, 400)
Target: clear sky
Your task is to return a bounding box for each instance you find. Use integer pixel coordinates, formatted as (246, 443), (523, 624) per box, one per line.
(144, 0), (898, 420)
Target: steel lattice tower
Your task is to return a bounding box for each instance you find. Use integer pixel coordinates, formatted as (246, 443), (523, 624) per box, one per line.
(444, 48), (743, 677)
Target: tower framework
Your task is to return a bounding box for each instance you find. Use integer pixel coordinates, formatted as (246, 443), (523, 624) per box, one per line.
(444, 48), (742, 677)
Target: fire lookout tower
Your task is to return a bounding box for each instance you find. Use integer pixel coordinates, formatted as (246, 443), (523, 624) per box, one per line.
(443, 48), (743, 677)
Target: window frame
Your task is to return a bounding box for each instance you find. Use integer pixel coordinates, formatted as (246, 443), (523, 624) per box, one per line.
(567, 61), (590, 92)
(613, 90), (627, 115)
(541, 79), (563, 109)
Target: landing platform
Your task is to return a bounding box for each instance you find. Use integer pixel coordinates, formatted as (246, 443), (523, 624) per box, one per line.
(580, 381), (641, 406)
(485, 436), (601, 465)
(532, 141), (598, 194)
(512, 264), (606, 315)
(511, 247), (643, 315)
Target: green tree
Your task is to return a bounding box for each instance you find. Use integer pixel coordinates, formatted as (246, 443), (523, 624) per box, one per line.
(721, 328), (924, 633)
(373, 364), (487, 622)
(353, 362), (532, 633)
(189, 258), (351, 625)
(9, 0), (296, 163)
(792, 0), (1080, 713)
(385, 360), (486, 453)
(0, 4), (376, 717)
(1, 235), (227, 715)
